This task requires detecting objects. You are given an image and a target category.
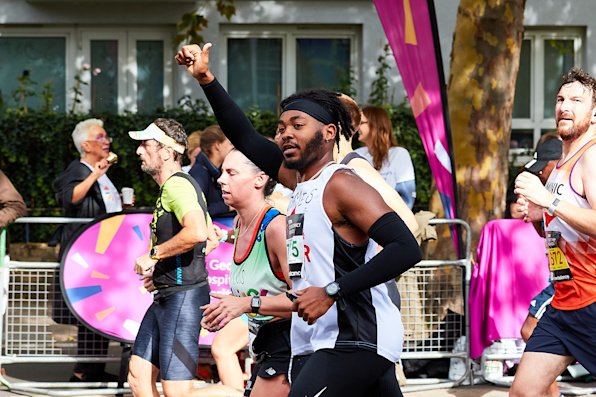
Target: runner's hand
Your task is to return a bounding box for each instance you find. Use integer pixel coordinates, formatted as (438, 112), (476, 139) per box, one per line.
(515, 171), (555, 209)
(134, 253), (157, 276)
(175, 43), (213, 84)
(200, 293), (249, 330)
(140, 273), (155, 292)
(292, 287), (334, 325)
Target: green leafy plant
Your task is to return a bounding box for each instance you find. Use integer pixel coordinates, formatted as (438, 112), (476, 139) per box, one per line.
(41, 80), (54, 113)
(332, 66), (358, 98)
(71, 63), (101, 114)
(173, 0), (235, 46)
(368, 43), (393, 107)
(12, 70), (37, 113)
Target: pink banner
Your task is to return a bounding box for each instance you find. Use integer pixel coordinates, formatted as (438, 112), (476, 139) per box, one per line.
(374, 0), (459, 249)
(61, 213), (236, 346)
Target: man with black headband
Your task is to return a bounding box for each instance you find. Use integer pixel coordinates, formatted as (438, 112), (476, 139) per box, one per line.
(177, 44), (421, 397)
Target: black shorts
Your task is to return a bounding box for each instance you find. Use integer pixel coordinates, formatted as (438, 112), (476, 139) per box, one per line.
(244, 319), (291, 397)
(288, 348), (402, 397)
(526, 300), (596, 375)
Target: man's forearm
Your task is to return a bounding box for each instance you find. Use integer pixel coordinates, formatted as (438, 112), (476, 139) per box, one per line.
(200, 78), (283, 180)
(552, 201), (596, 238)
(337, 212), (422, 297)
(154, 226), (207, 259)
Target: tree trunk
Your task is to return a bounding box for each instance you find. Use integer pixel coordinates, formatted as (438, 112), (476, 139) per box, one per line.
(434, 0), (526, 254)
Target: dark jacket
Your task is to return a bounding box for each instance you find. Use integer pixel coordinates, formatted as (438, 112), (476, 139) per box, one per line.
(53, 160), (107, 257)
(188, 151), (232, 217)
(52, 159), (110, 324)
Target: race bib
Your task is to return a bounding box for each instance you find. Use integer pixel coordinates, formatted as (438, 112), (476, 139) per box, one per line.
(286, 214), (305, 278)
(546, 231), (573, 283)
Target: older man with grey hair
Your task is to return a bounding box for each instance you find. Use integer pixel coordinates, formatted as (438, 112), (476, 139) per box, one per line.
(53, 118), (122, 382)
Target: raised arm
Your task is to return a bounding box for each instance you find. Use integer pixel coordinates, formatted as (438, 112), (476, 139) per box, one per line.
(176, 44), (294, 187)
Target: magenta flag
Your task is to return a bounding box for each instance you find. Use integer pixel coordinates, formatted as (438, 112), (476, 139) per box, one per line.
(374, 0), (459, 250)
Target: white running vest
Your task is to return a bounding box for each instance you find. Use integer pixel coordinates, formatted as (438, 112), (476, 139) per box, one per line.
(287, 163), (404, 362)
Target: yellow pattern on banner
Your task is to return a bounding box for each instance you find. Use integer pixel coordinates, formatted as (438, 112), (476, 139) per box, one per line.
(91, 270), (110, 279)
(96, 214), (125, 254)
(404, 0), (418, 45)
(95, 307), (115, 321)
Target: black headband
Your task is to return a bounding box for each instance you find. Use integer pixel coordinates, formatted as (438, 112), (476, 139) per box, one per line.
(281, 99), (336, 126)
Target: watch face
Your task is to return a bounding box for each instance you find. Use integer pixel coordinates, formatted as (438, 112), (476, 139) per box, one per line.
(326, 282), (339, 295)
(150, 247), (157, 256)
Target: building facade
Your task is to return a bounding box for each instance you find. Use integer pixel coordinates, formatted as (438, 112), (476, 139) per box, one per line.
(1, 0), (595, 151)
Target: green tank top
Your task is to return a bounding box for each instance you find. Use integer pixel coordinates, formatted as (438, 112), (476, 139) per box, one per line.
(230, 206), (288, 323)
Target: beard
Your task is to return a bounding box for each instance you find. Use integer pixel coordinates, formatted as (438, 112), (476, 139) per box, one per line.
(558, 112), (591, 142)
(283, 129), (325, 170)
(141, 160), (161, 177)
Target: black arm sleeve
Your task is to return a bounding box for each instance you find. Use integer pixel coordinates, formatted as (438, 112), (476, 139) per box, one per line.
(201, 78), (283, 181)
(337, 212), (422, 297)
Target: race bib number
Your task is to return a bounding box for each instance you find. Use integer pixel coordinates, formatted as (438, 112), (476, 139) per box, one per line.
(546, 231), (573, 283)
(286, 214), (305, 278)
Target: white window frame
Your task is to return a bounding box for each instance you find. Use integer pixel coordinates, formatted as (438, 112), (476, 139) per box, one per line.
(219, 25), (360, 101)
(81, 29), (174, 114)
(0, 27), (76, 111)
(511, 28), (583, 163)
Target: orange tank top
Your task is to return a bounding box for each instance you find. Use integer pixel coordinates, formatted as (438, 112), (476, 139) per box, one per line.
(544, 139), (596, 310)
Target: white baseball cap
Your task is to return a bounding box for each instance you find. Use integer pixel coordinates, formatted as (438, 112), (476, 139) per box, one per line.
(129, 123), (185, 154)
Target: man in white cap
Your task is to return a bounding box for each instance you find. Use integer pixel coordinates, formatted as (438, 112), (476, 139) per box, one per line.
(126, 118), (236, 397)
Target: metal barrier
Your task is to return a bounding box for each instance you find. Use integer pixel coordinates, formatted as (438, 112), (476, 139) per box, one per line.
(0, 217), (473, 395)
(0, 217), (133, 396)
(399, 218), (473, 393)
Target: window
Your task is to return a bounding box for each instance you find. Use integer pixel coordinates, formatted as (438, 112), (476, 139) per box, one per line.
(0, 36), (68, 112)
(511, 28), (583, 155)
(0, 28), (172, 114)
(221, 26), (359, 112)
(81, 30), (173, 114)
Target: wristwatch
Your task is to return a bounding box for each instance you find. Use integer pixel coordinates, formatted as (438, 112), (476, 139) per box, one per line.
(547, 198), (561, 216)
(150, 245), (162, 261)
(250, 296), (261, 314)
(324, 281), (342, 301)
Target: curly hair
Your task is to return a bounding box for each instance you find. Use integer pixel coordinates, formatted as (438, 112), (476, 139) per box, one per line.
(280, 89), (353, 144)
(154, 118), (188, 164)
(361, 106), (397, 170)
(561, 67), (596, 106)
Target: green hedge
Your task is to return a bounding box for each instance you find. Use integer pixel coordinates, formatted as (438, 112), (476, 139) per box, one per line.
(0, 100), (430, 242)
